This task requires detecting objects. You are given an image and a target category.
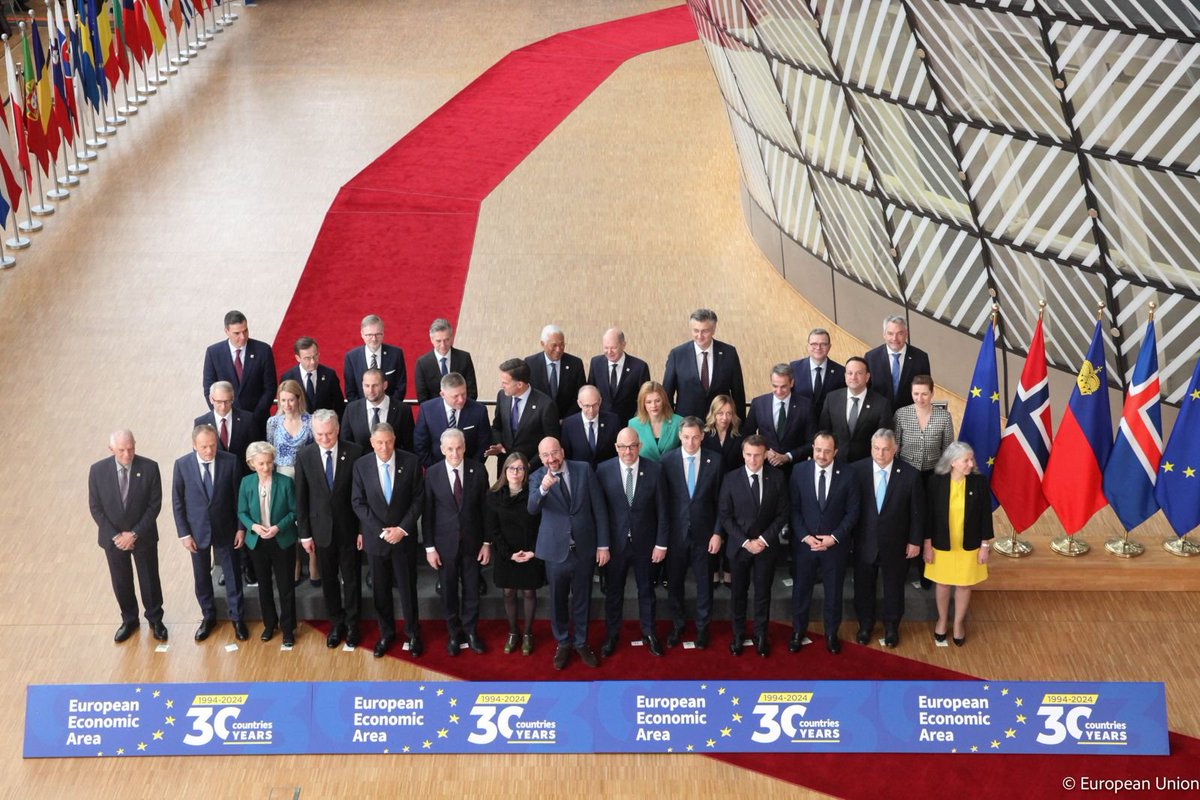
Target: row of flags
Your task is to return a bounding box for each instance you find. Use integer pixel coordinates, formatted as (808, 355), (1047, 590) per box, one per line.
(0, 0), (234, 247)
(958, 306), (1199, 541)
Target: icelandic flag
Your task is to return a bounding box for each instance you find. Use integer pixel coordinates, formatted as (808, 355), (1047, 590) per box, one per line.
(992, 317), (1053, 532)
(1043, 320), (1113, 535)
(1103, 319), (1162, 531)
(959, 321), (1000, 508)
(1155, 358), (1200, 537)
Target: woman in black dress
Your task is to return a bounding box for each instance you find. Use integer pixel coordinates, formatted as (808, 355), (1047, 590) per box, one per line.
(485, 452), (545, 655)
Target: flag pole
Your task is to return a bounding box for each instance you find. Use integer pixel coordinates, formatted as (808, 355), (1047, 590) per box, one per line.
(208, 1), (224, 33)
(117, 66), (140, 116)
(1105, 301), (1156, 559)
(46, 156), (70, 198)
(222, 0), (237, 24)
(104, 72), (128, 127)
(31, 165), (55, 216)
(213, 0), (226, 29)
(150, 41), (169, 84)
(190, 5), (209, 51)
(173, 1), (195, 62)
(5, 207), (31, 247)
(994, 300), (1041, 559)
(199, 3), (214, 43)
(161, 0), (181, 73)
(0, 235), (14, 269)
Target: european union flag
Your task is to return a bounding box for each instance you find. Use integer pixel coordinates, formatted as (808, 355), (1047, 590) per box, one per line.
(959, 321), (1000, 508)
(1155, 358), (1200, 537)
(1103, 319), (1162, 531)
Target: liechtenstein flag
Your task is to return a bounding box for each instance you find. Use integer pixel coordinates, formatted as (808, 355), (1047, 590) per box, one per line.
(1103, 319), (1162, 531)
(1043, 319), (1112, 534)
(959, 321), (1000, 508)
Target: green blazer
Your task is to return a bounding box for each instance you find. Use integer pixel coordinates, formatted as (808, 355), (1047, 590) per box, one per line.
(237, 472), (298, 550)
(627, 414), (683, 462)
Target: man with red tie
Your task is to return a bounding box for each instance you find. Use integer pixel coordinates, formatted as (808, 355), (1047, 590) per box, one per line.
(201, 310), (278, 437)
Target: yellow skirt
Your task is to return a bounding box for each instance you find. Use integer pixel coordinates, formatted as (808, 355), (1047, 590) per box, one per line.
(925, 478), (988, 587)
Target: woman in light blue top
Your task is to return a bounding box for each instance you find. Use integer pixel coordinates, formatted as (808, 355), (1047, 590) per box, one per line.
(627, 381), (682, 462)
(265, 379), (316, 585)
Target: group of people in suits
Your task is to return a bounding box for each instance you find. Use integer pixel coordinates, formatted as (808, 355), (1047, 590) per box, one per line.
(89, 307), (994, 662)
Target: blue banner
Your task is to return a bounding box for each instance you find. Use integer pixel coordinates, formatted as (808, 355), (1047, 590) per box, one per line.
(24, 679), (1168, 757)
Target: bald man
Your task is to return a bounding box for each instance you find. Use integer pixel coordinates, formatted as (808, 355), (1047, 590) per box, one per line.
(588, 328), (651, 424)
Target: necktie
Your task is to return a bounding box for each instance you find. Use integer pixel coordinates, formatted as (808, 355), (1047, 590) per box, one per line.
(817, 468), (827, 509)
(557, 471), (571, 505)
(510, 397), (520, 431)
(370, 352), (378, 370)
(848, 396), (860, 434)
(891, 352), (902, 397)
(610, 362), (619, 395)
(448, 408), (458, 429)
(202, 461), (213, 500)
(305, 372), (316, 410)
(750, 473), (760, 512)
(876, 468), (888, 512)
(324, 450), (334, 490)
(777, 400), (787, 432)
(382, 463), (392, 504)
(219, 416), (229, 449)
(234, 348), (244, 383)
(371, 405), (381, 428)
(587, 420), (596, 452)
(439, 356), (448, 377)
(549, 362), (559, 398)
(700, 351), (710, 392)
(813, 365), (823, 398)
(119, 466), (129, 507)
(625, 466), (635, 506)
(452, 467), (463, 509)
(686, 455), (696, 498)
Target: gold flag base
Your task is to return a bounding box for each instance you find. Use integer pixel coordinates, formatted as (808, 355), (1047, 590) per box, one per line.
(992, 535), (1033, 558)
(1050, 535), (1089, 556)
(1163, 537), (1200, 557)
(1104, 536), (1144, 558)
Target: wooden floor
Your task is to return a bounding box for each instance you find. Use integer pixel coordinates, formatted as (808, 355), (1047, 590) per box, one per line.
(2, 1), (1198, 797)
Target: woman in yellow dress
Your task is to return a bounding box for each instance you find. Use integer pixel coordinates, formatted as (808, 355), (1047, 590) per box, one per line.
(923, 441), (993, 646)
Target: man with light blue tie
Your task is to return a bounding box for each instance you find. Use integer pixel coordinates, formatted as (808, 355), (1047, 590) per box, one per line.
(864, 315), (931, 411)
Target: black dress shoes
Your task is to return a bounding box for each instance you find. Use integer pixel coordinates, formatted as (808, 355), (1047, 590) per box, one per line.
(553, 644), (571, 670)
(114, 621), (139, 643)
(467, 633), (486, 654)
(233, 620), (250, 641)
(883, 627), (899, 648)
(194, 618), (217, 642)
(755, 635), (769, 658)
(600, 636), (619, 658)
(666, 627), (683, 648)
(576, 644), (600, 668)
(446, 634), (461, 657)
(729, 638), (744, 656)
(346, 627), (361, 648)
(953, 634), (966, 647)
(695, 627), (710, 649)
(855, 628), (871, 646)
(327, 626), (345, 649)
(825, 635), (841, 655)
(408, 636), (424, 658)
(151, 621), (169, 642)
(645, 634), (664, 657)
(374, 637), (394, 658)
(261, 625), (276, 643)
(788, 633), (803, 653)
(282, 632), (294, 647)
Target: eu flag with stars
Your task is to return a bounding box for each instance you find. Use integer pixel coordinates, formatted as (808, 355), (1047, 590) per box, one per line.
(959, 321), (1000, 508)
(1155, 357), (1200, 537)
(1103, 319), (1162, 531)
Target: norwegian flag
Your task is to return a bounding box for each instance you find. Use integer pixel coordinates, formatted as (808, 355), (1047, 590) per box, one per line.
(992, 316), (1053, 533)
(1103, 318), (1162, 531)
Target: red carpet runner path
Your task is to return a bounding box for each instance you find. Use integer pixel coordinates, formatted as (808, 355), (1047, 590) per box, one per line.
(280, 3), (1199, 796)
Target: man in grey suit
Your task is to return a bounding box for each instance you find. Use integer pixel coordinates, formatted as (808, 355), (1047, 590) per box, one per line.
(88, 430), (167, 643)
(528, 437), (610, 670)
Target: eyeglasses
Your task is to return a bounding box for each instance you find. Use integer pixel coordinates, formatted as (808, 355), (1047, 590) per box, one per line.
(615, 443), (641, 451)
(506, 466), (527, 473)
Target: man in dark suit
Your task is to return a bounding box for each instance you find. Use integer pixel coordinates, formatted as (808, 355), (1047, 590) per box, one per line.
(351, 422), (424, 658)
(528, 437), (610, 670)
(789, 327), (845, 419)
(88, 430), (167, 643)
(788, 431), (860, 655)
(344, 313), (407, 403)
(596, 428), (669, 658)
(202, 310), (278, 435)
(588, 327), (651, 424)
(561, 385), (619, 468)
(818, 357), (892, 464)
(413, 372), (490, 468)
(852, 428), (925, 648)
(486, 358), (560, 470)
(171, 424), (248, 642)
(525, 324), (586, 420)
(194, 381), (254, 478)
(423, 428), (491, 656)
(414, 318), (478, 403)
(743, 362), (815, 474)
(280, 336), (345, 418)
(660, 417), (723, 649)
(719, 435), (788, 657)
(343, 368), (415, 452)
(294, 410), (364, 649)
(662, 308), (746, 419)
(864, 314), (932, 411)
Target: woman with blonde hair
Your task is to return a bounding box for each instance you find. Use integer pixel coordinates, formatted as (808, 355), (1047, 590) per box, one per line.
(628, 381), (683, 461)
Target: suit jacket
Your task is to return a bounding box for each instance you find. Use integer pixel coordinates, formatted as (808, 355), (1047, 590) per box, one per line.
(350, 450), (423, 558)
(702, 430), (744, 473)
(817, 389), (893, 464)
(344, 344), (407, 403)
(926, 472), (993, 552)
(788, 357), (845, 418)
(852, 459), (926, 565)
(597, 457), (669, 558)
(659, 447), (723, 549)
(662, 339), (746, 420)
(202, 338), (278, 426)
(293, 439), (363, 548)
(492, 389), (560, 469)
(237, 471), (298, 550)
(414, 348), (478, 404)
(527, 460), (610, 563)
(280, 364), (346, 417)
(864, 343), (932, 410)
(718, 465), (789, 558)
(422, 459), (490, 559)
(413, 397), (490, 468)
(628, 415), (683, 462)
(171, 450), (240, 549)
(193, 409), (255, 477)
(561, 411), (620, 468)
(788, 459), (860, 547)
(587, 354), (651, 425)
(525, 351), (587, 419)
(89, 455), (162, 547)
(343, 398), (415, 453)
(743, 392), (815, 464)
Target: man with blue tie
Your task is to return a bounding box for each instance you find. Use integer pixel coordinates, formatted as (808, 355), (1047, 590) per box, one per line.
(280, 337), (345, 417)
(864, 315), (932, 411)
(414, 318), (478, 403)
(587, 328), (651, 424)
(487, 359), (560, 470)
(201, 310), (278, 436)
(524, 324), (587, 421)
(788, 431), (860, 655)
(414, 372), (490, 468)
(344, 314), (407, 404)
(597, 428), (669, 658)
(561, 385), (619, 468)
(789, 328), (845, 419)
(660, 417), (723, 648)
(171, 424), (247, 643)
(662, 308), (747, 420)
(529, 437), (610, 670)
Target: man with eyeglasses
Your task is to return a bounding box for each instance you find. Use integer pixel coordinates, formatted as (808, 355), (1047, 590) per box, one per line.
(788, 328), (845, 419)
